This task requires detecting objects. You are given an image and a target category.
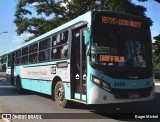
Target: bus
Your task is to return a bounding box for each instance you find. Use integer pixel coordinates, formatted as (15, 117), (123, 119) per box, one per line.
(0, 53), (7, 72)
(6, 11), (155, 107)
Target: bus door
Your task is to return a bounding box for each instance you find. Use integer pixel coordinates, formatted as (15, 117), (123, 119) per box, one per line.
(71, 27), (87, 102)
(11, 52), (15, 85)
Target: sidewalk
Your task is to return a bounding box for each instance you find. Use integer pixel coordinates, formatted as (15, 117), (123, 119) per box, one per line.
(0, 120), (5, 122)
(0, 119), (11, 122)
(0, 77), (10, 86)
(0, 72), (6, 81)
(0, 77), (5, 81)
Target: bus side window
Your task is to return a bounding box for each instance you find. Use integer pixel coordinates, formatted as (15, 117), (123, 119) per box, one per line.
(52, 35), (57, 47)
(15, 49), (21, 65)
(21, 46), (28, 64)
(61, 45), (68, 58)
(51, 48), (57, 60)
(29, 43), (38, 63)
(60, 31), (68, 44)
(51, 48), (60, 60)
(38, 38), (50, 62)
(38, 50), (50, 62)
(39, 38), (50, 51)
(8, 53), (11, 67)
(57, 34), (60, 45)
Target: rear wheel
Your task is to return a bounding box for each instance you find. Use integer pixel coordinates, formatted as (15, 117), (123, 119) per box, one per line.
(54, 81), (70, 108)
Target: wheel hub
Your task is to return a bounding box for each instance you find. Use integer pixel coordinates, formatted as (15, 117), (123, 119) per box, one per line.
(56, 87), (64, 101)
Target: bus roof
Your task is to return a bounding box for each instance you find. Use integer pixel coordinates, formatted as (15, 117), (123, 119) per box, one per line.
(0, 52), (8, 57)
(6, 10), (147, 54)
(7, 11), (92, 54)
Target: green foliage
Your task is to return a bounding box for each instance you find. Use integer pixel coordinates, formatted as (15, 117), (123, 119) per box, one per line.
(1, 64), (6, 72)
(153, 34), (160, 70)
(14, 0), (153, 42)
(155, 0), (160, 3)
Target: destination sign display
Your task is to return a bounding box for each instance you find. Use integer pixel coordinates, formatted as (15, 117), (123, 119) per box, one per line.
(99, 55), (125, 63)
(92, 11), (147, 30)
(101, 16), (141, 28)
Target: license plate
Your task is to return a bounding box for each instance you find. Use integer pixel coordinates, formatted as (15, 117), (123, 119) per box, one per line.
(128, 93), (140, 99)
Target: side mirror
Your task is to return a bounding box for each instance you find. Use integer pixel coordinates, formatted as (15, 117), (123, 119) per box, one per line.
(84, 30), (91, 45)
(84, 30), (91, 56)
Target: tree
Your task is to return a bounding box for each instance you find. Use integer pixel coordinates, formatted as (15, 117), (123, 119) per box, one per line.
(1, 64), (6, 72)
(153, 34), (160, 70)
(14, 0), (153, 42)
(138, 0), (160, 3)
(155, 0), (160, 3)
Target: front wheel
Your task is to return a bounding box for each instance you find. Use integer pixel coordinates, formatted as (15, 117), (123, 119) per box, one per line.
(54, 81), (70, 108)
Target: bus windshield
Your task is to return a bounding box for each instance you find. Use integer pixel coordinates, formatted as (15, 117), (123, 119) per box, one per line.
(91, 11), (152, 69)
(91, 29), (151, 68)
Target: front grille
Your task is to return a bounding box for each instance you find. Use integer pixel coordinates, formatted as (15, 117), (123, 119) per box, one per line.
(112, 87), (152, 99)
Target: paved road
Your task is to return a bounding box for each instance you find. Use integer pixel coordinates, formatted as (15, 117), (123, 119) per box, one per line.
(0, 77), (160, 122)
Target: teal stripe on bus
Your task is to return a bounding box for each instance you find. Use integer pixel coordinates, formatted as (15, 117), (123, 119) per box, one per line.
(21, 78), (52, 95)
(23, 59), (70, 67)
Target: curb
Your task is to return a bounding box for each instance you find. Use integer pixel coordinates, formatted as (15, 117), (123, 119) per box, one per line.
(0, 119), (11, 122)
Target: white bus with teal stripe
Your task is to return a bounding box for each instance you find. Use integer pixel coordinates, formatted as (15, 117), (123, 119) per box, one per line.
(6, 11), (155, 107)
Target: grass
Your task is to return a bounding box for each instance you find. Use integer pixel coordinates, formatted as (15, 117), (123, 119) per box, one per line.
(154, 79), (160, 83)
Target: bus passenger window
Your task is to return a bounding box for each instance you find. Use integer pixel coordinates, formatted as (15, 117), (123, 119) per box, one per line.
(8, 60), (11, 67)
(51, 48), (60, 60)
(7, 54), (11, 67)
(64, 31), (69, 43)
(39, 38), (50, 51)
(39, 52), (45, 61)
(60, 31), (68, 44)
(15, 58), (21, 65)
(52, 36), (57, 47)
(29, 43), (38, 53)
(16, 50), (21, 58)
(22, 47), (28, 55)
(51, 49), (56, 60)
(29, 43), (38, 63)
(61, 45), (68, 58)
(29, 53), (37, 63)
(15, 50), (21, 65)
(57, 34), (60, 45)
(21, 47), (28, 64)
(45, 39), (50, 49)
(39, 50), (50, 62)
(21, 56), (28, 64)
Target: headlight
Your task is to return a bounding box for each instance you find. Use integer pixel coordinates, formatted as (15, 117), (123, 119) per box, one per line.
(91, 75), (111, 92)
(102, 82), (111, 91)
(91, 75), (101, 85)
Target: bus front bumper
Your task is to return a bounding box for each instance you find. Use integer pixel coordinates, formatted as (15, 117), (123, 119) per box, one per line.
(87, 85), (155, 104)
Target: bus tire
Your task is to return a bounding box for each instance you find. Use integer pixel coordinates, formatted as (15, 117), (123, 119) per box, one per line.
(54, 81), (69, 108)
(16, 76), (23, 93)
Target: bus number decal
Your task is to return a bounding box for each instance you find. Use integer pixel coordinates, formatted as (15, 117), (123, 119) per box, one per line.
(50, 66), (56, 74)
(114, 82), (125, 86)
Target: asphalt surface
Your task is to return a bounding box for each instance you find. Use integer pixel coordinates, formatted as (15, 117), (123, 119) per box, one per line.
(0, 77), (160, 122)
